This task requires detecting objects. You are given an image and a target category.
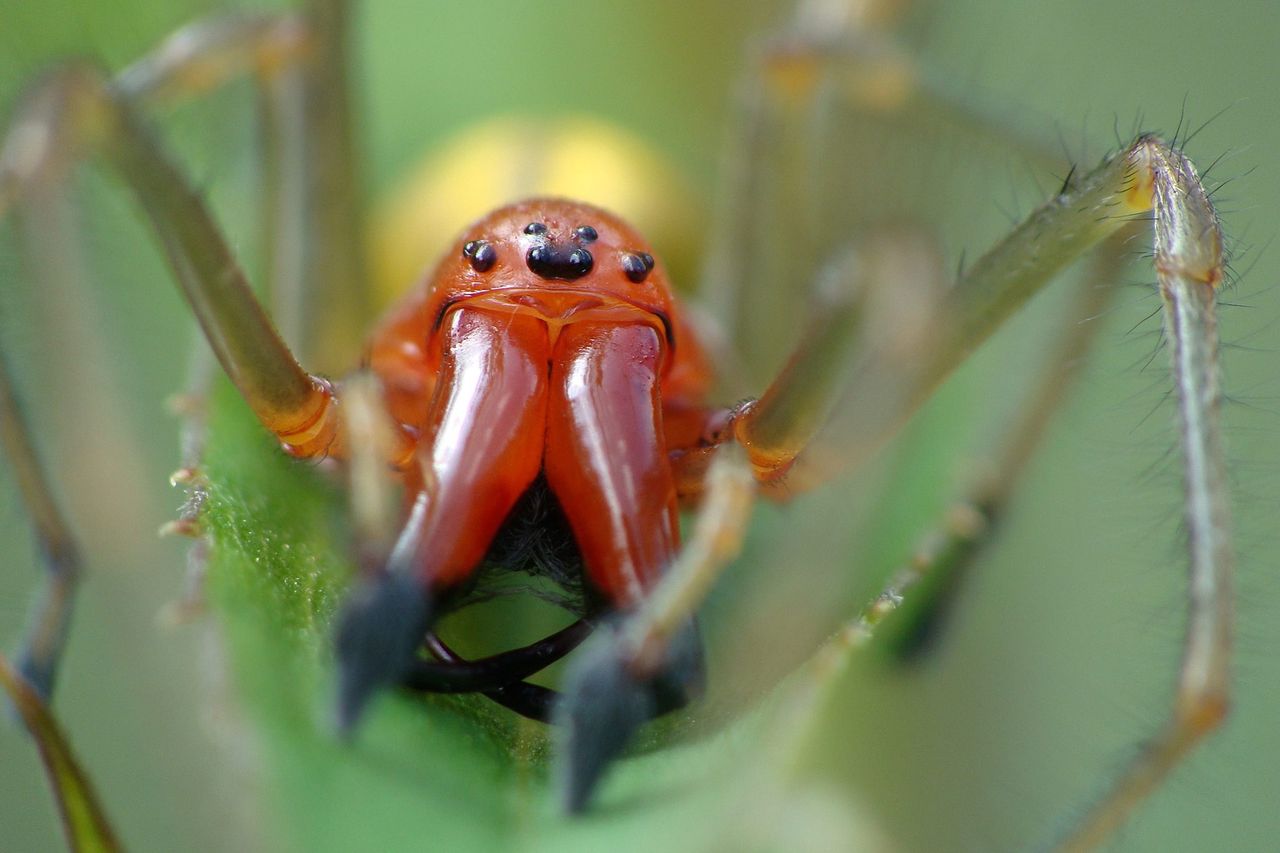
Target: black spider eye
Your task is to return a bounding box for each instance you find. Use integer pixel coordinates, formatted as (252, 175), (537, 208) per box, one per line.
(526, 244), (594, 280)
(462, 239), (497, 272)
(574, 225), (598, 242)
(621, 251), (655, 283)
(524, 222), (548, 235)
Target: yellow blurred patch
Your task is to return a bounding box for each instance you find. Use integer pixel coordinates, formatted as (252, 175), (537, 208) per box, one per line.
(370, 116), (701, 311)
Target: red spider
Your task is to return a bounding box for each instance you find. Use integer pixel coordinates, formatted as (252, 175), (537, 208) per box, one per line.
(0, 2), (1235, 848)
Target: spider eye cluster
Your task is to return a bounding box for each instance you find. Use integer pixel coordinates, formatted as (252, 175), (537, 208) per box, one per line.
(462, 239), (497, 272)
(621, 251), (654, 283)
(460, 217), (656, 286)
(521, 221), (598, 281)
(526, 244), (594, 280)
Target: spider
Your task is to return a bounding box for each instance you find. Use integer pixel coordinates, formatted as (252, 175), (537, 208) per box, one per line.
(0, 1), (1264, 850)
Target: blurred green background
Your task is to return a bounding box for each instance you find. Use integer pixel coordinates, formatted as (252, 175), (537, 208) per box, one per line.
(1, 1), (1277, 851)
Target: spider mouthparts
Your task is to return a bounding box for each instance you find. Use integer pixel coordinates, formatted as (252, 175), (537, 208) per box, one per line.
(333, 572), (433, 735)
(554, 620), (704, 812)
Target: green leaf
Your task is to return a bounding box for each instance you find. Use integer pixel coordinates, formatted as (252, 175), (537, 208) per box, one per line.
(196, 380), (897, 851)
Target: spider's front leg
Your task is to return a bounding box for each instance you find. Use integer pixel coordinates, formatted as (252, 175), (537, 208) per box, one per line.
(0, 5), (394, 707)
(704, 11), (1231, 842)
(1053, 142), (1230, 853)
(0, 59), (372, 465)
(0, 362), (116, 844)
(0, 6), (392, 842)
(930, 146), (1232, 852)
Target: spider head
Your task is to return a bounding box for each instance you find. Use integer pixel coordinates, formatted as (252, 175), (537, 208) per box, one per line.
(434, 199), (676, 317)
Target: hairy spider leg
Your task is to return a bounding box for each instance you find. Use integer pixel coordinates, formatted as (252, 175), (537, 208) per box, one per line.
(630, 128), (1232, 847)
(615, 131), (1233, 846)
(649, 10), (1233, 843)
(861, 229), (1133, 661)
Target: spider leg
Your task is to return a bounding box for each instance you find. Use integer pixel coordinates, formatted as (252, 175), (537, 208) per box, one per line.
(336, 372), (403, 574)
(0, 10), (306, 702)
(702, 0), (1063, 387)
(0, 2), (387, 705)
(282, 0), (369, 373)
(0, 653), (120, 851)
(0, 11), (401, 464)
(112, 1), (368, 370)
(615, 444), (757, 672)
(0, 350), (81, 701)
(732, 139), (1216, 490)
(860, 230), (1132, 660)
(1053, 145), (1231, 853)
(737, 137), (1230, 850)
(133, 5), (371, 620)
(731, 232), (948, 491)
(875, 143), (1232, 853)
